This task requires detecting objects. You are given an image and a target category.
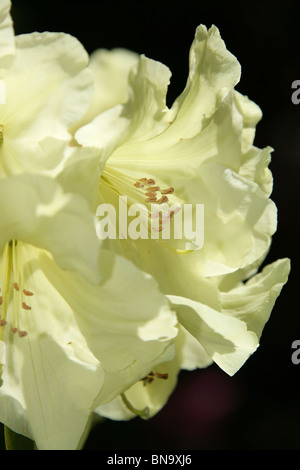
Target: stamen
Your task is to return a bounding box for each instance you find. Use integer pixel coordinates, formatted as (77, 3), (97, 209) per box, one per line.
(145, 197), (157, 203)
(155, 372), (169, 380)
(22, 302), (31, 311)
(18, 330), (28, 337)
(23, 289), (34, 297)
(161, 187), (174, 194)
(0, 240), (33, 340)
(146, 178), (155, 186)
(140, 370), (169, 386)
(157, 195), (169, 204)
(146, 186), (160, 192)
(121, 392), (150, 419)
(0, 124), (3, 145)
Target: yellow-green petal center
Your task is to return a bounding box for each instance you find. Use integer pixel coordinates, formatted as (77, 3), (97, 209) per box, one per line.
(0, 240), (33, 341)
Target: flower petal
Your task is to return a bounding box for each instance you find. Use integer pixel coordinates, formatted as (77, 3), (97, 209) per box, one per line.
(220, 258), (291, 339)
(167, 258), (290, 376)
(41, 248), (178, 406)
(96, 324), (212, 421)
(0, 173), (101, 284)
(72, 48), (139, 131)
(167, 24), (241, 138)
(0, 32), (93, 175)
(168, 295), (258, 376)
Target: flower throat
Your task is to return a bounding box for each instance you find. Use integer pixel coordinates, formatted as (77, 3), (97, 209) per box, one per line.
(0, 240), (34, 339)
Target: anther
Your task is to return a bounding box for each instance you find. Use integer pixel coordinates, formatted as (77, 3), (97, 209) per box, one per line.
(23, 289), (34, 297)
(146, 179), (155, 186)
(11, 328), (18, 334)
(145, 197), (157, 203)
(0, 319), (6, 326)
(146, 186), (160, 192)
(0, 296), (2, 305)
(155, 372), (169, 380)
(13, 282), (19, 291)
(134, 182), (144, 188)
(157, 195), (169, 204)
(22, 302), (31, 311)
(18, 330), (28, 338)
(138, 178), (148, 183)
(161, 187), (174, 194)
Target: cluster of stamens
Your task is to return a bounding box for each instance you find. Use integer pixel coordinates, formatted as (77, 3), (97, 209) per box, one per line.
(0, 241), (34, 339)
(134, 178), (179, 233)
(140, 370), (169, 386)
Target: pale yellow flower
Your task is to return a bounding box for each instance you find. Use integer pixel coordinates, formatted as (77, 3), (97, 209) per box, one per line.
(75, 25), (290, 419)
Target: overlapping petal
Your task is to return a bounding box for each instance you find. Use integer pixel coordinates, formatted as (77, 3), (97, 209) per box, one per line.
(72, 47), (139, 131)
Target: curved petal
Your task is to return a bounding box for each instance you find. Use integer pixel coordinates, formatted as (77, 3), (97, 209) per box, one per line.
(124, 54), (172, 142)
(40, 248), (178, 407)
(72, 48), (139, 131)
(167, 258), (290, 376)
(167, 24), (241, 138)
(75, 104), (132, 166)
(220, 258), (291, 339)
(168, 295), (258, 376)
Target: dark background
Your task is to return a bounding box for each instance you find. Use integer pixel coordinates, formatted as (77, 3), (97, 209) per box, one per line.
(1, 0), (299, 450)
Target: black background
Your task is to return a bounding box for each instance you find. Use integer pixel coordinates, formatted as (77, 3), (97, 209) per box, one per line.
(0, 0), (299, 451)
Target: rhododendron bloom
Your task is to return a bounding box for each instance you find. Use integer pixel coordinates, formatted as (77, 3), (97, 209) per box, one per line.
(75, 25), (290, 419)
